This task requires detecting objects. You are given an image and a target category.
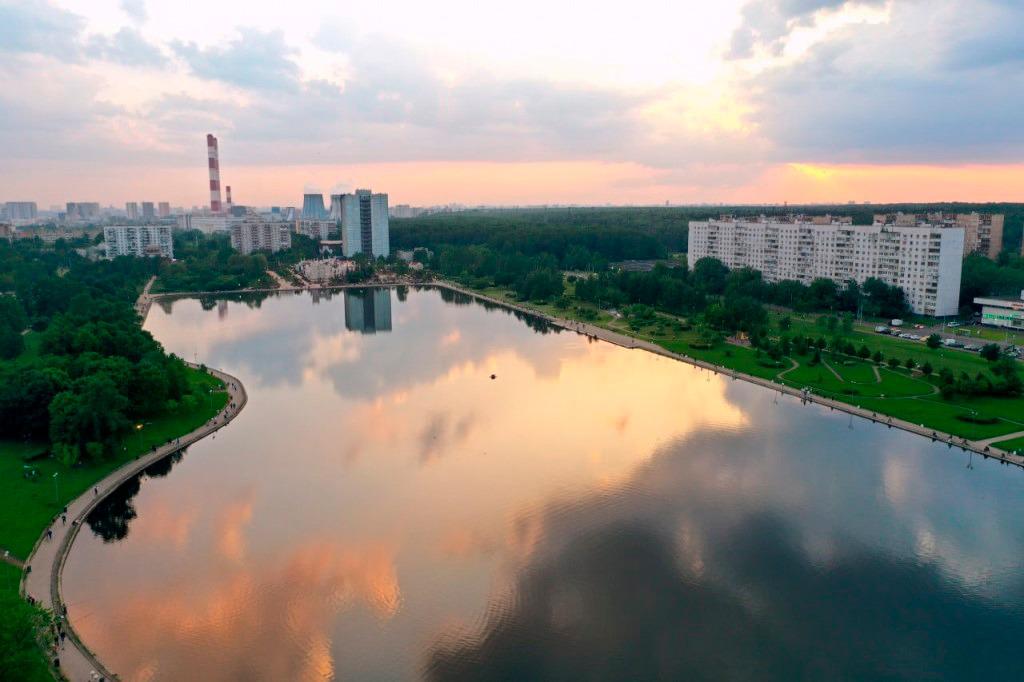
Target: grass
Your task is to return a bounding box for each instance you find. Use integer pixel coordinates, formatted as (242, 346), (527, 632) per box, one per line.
(0, 562), (53, 681)
(0, 367), (227, 559)
(993, 435), (1024, 454)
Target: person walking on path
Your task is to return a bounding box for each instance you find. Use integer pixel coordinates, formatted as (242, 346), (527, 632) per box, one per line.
(62, 514), (66, 526)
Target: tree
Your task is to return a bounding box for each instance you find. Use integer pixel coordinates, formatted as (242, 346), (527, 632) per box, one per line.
(872, 350), (883, 364)
(921, 361), (934, 376)
(887, 357), (901, 369)
(980, 343), (1002, 362)
(857, 345), (871, 359)
(778, 315), (792, 331)
(0, 326), (23, 359)
(905, 358), (916, 370)
(926, 334), (941, 349)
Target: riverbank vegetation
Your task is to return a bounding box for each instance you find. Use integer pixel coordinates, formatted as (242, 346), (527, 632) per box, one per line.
(0, 237), (229, 676)
(154, 230), (319, 292)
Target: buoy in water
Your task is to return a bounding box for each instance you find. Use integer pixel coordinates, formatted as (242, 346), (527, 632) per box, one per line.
(490, 374), (496, 380)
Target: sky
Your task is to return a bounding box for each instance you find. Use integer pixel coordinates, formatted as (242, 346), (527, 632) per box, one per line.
(2, 0), (1023, 208)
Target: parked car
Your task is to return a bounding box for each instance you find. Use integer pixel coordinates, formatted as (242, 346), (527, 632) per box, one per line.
(874, 326), (890, 334)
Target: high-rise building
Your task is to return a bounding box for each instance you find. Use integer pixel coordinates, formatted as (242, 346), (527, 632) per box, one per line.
(296, 219), (332, 241)
(302, 193), (327, 219)
(688, 215), (964, 316)
(331, 190), (389, 258)
(104, 225), (174, 259)
(126, 202), (139, 220)
(158, 202), (171, 218)
(344, 288), (393, 334)
(230, 215), (292, 254)
(142, 202), (155, 220)
(65, 202), (100, 221)
(4, 201), (37, 221)
(874, 212), (1004, 259)
(207, 133), (222, 213)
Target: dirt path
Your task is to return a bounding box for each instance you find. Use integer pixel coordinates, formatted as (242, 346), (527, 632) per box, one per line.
(21, 366), (248, 681)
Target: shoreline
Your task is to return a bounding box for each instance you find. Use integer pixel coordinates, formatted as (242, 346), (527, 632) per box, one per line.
(147, 279), (1023, 468)
(21, 364), (248, 681)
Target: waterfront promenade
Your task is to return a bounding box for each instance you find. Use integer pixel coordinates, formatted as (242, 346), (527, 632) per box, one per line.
(20, 366), (247, 681)
(435, 282), (1024, 471)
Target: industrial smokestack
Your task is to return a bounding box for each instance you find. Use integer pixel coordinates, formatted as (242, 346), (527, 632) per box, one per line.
(207, 134), (222, 213)
(225, 185), (233, 212)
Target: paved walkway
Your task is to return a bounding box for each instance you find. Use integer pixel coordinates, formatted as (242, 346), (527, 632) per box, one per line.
(20, 365), (248, 681)
(975, 429), (1024, 449)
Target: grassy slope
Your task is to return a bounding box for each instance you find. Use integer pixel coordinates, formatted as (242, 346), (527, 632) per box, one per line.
(463, 283), (1024, 444)
(0, 367), (228, 558)
(0, 562), (53, 681)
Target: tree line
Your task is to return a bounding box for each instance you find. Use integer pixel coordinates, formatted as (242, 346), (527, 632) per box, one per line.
(0, 238), (205, 465)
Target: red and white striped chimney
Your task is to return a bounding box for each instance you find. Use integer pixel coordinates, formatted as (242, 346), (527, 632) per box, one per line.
(207, 134), (222, 213)
(225, 185), (233, 212)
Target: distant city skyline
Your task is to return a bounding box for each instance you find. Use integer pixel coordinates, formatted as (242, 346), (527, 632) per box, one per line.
(2, 1), (1023, 206)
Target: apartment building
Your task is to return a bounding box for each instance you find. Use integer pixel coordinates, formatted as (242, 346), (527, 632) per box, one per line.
(230, 216), (292, 254)
(688, 216), (964, 316)
(296, 219), (333, 241)
(104, 225), (174, 259)
(875, 212), (1003, 259)
(330, 190), (390, 258)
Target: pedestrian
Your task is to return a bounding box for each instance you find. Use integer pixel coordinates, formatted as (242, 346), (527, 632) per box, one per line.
(61, 514), (66, 526)
(47, 529), (53, 541)
(24, 564), (30, 576)
(94, 487), (98, 496)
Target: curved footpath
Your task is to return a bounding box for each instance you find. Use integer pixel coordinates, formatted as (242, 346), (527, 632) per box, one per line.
(20, 365), (248, 681)
(436, 282), (1024, 471)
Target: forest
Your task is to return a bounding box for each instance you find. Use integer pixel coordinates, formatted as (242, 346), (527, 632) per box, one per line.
(0, 238), (205, 465)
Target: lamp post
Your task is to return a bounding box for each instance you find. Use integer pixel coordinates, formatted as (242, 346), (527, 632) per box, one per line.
(52, 472), (59, 505)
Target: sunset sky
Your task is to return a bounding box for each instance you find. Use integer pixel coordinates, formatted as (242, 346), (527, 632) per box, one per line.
(2, 0), (1023, 207)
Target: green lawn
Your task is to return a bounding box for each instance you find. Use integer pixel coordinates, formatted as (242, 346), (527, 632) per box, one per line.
(0, 367), (227, 558)
(993, 435), (1024, 454)
(0, 562), (53, 681)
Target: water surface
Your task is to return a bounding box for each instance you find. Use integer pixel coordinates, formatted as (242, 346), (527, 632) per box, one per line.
(64, 287), (1024, 680)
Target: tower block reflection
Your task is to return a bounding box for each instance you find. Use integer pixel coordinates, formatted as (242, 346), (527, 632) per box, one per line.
(344, 288), (393, 334)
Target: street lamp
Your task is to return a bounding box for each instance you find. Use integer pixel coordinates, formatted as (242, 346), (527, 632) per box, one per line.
(52, 472), (59, 505)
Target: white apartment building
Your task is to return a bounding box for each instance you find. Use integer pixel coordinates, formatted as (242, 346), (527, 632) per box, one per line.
(5, 201), (37, 222)
(177, 214), (232, 234)
(688, 216), (964, 316)
(104, 225), (174, 259)
(230, 216), (292, 255)
(296, 219), (333, 241)
(331, 190), (389, 258)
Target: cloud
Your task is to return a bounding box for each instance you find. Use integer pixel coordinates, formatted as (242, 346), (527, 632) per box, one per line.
(727, 0), (887, 58)
(120, 0), (147, 23)
(172, 28), (301, 92)
(0, 0), (83, 61)
(746, 0), (1024, 163)
(86, 27), (167, 67)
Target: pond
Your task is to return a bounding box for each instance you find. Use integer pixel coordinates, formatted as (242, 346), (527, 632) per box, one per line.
(63, 287), (1024, 680)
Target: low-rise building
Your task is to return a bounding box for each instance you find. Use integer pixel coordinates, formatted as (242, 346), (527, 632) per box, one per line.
(296, 258), (355, 283)
(104, 225), (174, 259)
(177, 214), (232, 233)
(230, 216), (292, 254)
(975, 292), (1024, 330)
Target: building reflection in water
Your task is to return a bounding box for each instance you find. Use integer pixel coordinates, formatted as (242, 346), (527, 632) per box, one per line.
(344, 288), (393, 334)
